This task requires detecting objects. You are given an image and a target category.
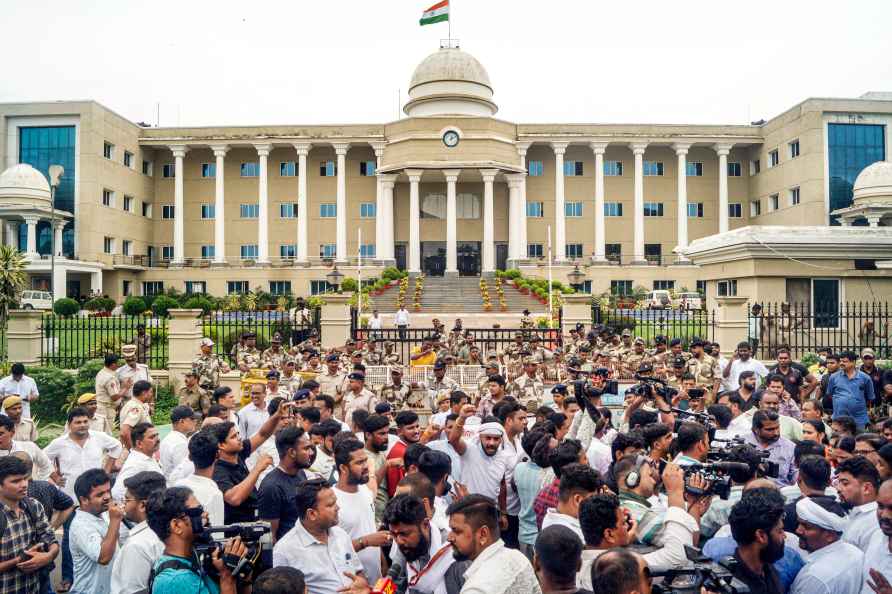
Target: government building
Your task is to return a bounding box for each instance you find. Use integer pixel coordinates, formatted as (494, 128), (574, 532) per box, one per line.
(1, 44), (891, 302)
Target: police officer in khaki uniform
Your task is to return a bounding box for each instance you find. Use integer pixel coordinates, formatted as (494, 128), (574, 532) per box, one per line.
(686, 339), (721, 398)
(260, 334), (288, 369)
(622, 338), (652, 375)
(280, 359), (304, 395)
(475, 360), (501, 400)
(192, 337), (231, 391)
(236, 332), (262, 372)
(95, 353), (129, 428)
(420, 359), (459, 412)
(378, 366), (413, 409)
(317, 353), (348, 417)
(342, 371), (379, 422)
(520, 309), (534, 329)
(177, 371), (211, 418)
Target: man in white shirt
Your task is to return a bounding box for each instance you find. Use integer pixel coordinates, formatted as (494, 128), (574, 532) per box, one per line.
(273, 479), (370, 594)
(791, 497), (864, 594)
(368, 309), (383, 337)
(0, 362), (39, 418)
(238, 383), (269, 439)
(541, 463), (602, 542)
(863, 479), (892, 594)
(110, 471), (165, 594)
(0, 414), (53, 480)
(837, 455), (880, 550)
(69, 468), (123, 594)
(384, 493), (454, 594)
(722, 341), (770, 391)
(112, 423), (163, 502)
(394, 306), (410, 339)
(159, 406), (197, 478)
(173, 429), (225, 525)
(449, 405), (511, 503)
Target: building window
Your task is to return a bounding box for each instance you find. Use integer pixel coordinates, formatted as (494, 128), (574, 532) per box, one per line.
(717, 279), (738, 297)
(123, 151), (134, 168)
(201, 204), (215, 219)
(360, 203), (376, 218)
(359, 161), (376, 176)
(768, 149), (779, 168)
(564, 161), (584, 176)
(456, 194), (481, 219)
(201, 245), (215, 259)
(728, 162), (742, 177)
(227, 281), (249, 295)
(311, 280), (332, 295)
(728, 203), (742, 218)
(653, 280), (675, 290)
(750, 200), (761, 217)
(421, 194), (445, 219)
(566, 243), (583, 259)
(103, 142), (114, 160)
(643, 161), (664, 176)
(142, 202), (152, 218)
(577, 280), (593, 294)
(828, 123), (886, 224)
(611, 280), (633, 295)
(280, 244), (296, 258)
(527, 202), (544, 218)
(122, 280), (132, 297)
(240, 244), (259, 259)
(527, 244), (544, 258)
(604, 161), (623, 176)
(320, 244), (336, 258)
(201, 163), (216, 178)
(751, 160), (761, 175)
(604, 202), (623, 217)
(565, 202), (583, 217)
(813, 279), (841, 328)
(240, 162), (259, 177)
(102, 189), (114, 207)
(142, 160), (153, 176)
(788, 139), (800, 159)
(185, 281), (207, 295)
(769, 194), (779, 211)
(161, 245), (174, 261)
(528, 161), (544, 176)
(280, 161), (297, 177)
(240, 204), (259, 218)
(686, 162), (703, 176)
(790, 187), (800, 206)
(645, 243), (662, 265)
(643, 202), (664, 217)
(269, 281), (292, 295)
(688, 203), (704, 218)
(696, 280), (707, 295)
(122, 240), (131, 256)
(279, 203), (298, 218)
(320, 161), (336, 176)
(123, 195), (134, 212)
(360, 244), (376, 259)
(103, 237), (114, 254)
(320, 203), (337, 218)
(162, 164), (175, 178)
(606, 243), (621, 263)
(143, 281), (164, 296)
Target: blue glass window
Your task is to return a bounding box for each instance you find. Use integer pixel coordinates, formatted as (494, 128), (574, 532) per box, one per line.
(279, 203), (298, 218)
(311, 280), (332, 295)
(162, 164), (175, 178)
(644, 202), (663, 217)
(359, 161), (376, 176)
(828, 123), (885, 224)
(280, 161), (297, 176)
(201, 245), (215, 259)
(528, 161), (544, 176)
(728, 162), (742, 177)
(604, 202), (623, 217)
(320, 203), (337, 218)
(728, 203), (742, 218)
(565, 202), (583, 217)
(527, 244), (543, 258)
(240, 162), (259, 177)
(240, 244), (258, 259)
(320, 161), (336, 176)
(611, 280), (632, 295)
(566, 243), (583, 258)
(604, 161), (623, 176)
(526, 202), (544, 218)
(201, 163), (216, 178)
(228, 281), (249, 294)
(688, 203), (704, 218)
(360, 203), (376, 218)
(240, 204), (259, 218)
(320, 244), (337, 258)
(161, 246), (174, 260)
(201, 204), (215, 219)
(643, 161), (663, 176)
(686, 162), (703, 176)
(269, 281), (292, 295)
(143, 281), (164, 296)
(280, 245), (296, 258)
(564, 161), (584, 176)
(360, 244), (376, 258)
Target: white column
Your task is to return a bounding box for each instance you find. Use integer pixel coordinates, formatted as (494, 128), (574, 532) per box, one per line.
(211, 145), (228, 264)
(52, 220), (65, 257)
(715, 143), (732, 234)
(631, 142), (648, 264)
(170, 145), (188, 265)
(866, 215), (882, 227)
(372, 144), (386, 262)
(551, 142), (568, 261)
(444, 169), (460, 276)
(4, 221), (15, 248)
(52, 263), (66, 299)
(293, 143), (311, 262)
(254, 143), (271, 264)
(516, 143), (531, 259)
(333, 143), (350, 262)
(90, 270), (103, 294)
(674, 143), (691, 263)
(23, 216), (39, 257)
(378, 174), (397, 262)
(481, 169), (498, 272)
(591, 142), (608, 263)
(406, 169), (422, 274)
(506, 174), (525, 262)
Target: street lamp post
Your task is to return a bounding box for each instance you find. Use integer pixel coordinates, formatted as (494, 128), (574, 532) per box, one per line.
(326, 265), (344, 293)
(48, 165), (64, 305)
(567, 263), (586, 292)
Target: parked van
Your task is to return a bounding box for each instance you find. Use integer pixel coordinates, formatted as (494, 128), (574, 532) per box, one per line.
(675, 292), (703, 311)
(644, 290), (672, 310)
(20, 290), (53, 310)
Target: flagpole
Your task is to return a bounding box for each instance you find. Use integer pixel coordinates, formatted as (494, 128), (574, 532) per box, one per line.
(448, 0), (452, 42)
(357, 228), (363, 326)
(547, 225), (553, 328)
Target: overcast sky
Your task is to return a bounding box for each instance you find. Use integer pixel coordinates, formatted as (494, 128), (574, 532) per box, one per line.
(3, 0), (891, 127)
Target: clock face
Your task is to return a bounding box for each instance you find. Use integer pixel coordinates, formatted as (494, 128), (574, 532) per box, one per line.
(443, 131), (460, 148)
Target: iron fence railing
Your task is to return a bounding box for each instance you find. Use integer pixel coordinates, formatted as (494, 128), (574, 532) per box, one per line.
(40, 314), (168, 369)
(201, 309), (320, 365)
(590, 306), (715, 346)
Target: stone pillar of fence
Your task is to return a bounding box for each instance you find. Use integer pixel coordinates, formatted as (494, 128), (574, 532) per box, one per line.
(714, 297), (749, 358)
(7, 310), (43, 367)
(321, 293), (352, 349)
(561, 294), (591, 336)
(167, 309), (204, 389)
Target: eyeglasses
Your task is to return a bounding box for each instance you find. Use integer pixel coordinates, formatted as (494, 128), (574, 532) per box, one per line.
(855, 449), (876, 456)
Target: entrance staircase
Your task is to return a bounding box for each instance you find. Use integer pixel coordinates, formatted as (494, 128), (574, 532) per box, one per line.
(371, 276), (544, 314)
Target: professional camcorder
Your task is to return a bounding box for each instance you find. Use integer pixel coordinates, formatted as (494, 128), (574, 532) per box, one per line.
(679, 461), (754, 500)
(194, 522), (271, 581)
(709, 437), (780, 479)
(571, 367), (619, 401)
(627, 374), (679, 402)
(652, 546), (750, 594)
(672, 407), (717, 443)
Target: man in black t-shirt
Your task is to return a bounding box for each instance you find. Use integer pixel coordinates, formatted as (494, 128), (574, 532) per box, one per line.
(728, 489), (785, 594)
(258, 426), (315, 541)
(769, 348), (815, 402)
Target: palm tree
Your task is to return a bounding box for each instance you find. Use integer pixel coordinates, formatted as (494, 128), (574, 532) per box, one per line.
(0, 245), (27, 320)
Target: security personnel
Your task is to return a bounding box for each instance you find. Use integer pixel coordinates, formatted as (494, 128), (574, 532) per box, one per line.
(177, 371), (211, 418)
(192, 337), (231, 391)
(379, 366), (413, 409)
(475, 360), (501, 399)
(686, 339), (721, 397)
(520, 309), (534, 329)
(343, 371), (378, 421)
(280, 359), (304, 395)
(236, 332), (261, 372)
(500, 332), (527, 365)
(510, 357), (545, 410)
(317, 353), (347, 417)
(623, 338), (652, 375)
(260, 334), (287, 369)
(421, 359), (459, 412)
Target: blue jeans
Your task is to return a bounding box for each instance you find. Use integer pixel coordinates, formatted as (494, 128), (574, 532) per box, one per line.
(61, 511), (74, 583)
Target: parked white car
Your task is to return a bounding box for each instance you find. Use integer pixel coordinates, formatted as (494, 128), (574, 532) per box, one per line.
(644, 290), (672, 310)
(674, 292), (703, 311)
(20, 290), (53, 310)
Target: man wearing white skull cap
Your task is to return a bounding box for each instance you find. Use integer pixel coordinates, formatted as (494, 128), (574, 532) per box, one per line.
(790, 496), (864, 594)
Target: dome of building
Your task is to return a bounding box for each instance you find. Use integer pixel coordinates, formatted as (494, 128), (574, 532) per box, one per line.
(0, 163), (51, 204)
(404, 47), (498, 118)
(853, 160), (892, 204)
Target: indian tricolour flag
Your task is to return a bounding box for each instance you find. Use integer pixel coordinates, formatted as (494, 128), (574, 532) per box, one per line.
(420, 0), (449, 26)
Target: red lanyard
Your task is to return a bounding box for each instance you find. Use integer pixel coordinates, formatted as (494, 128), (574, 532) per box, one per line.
(408, 543), (452, 586)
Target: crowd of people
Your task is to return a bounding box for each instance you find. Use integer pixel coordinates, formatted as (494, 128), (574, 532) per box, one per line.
(0, 321), (892, 594)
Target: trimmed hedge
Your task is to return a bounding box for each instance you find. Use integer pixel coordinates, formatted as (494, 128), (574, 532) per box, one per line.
(53, 298), (80, 317)
(151, 296), (180, 317)
(122, 296), (147, 316)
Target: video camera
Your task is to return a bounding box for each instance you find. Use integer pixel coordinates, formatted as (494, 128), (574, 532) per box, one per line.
(571, 367), (619, 401)
(708, 436), (780, 479)
(679, 461), (753, 500)
(652, 545), (750, 594)
(627, 374), (679, 402)
(194, 522), (271, 581)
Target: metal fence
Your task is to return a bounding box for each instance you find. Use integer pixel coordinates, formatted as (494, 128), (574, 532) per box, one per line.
(202, 308), (321, 365)
(40, 314), (169, 369)
(749, 301), (891, 360)
(590, 306), (715, 345)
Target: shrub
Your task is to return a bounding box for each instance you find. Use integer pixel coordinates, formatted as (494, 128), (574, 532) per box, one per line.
(151, 295), (180, 318)
(382, 267), (405, 282)
(29, 366), (77, 424)
(503, 269), (522, 280)
(122, 296), (147, 316)
(76, 358), (105, 397)
(142, 293), (159, 311)
(184, 296), (214, 315)
(151, 385), (178, 425)
(341, 278), (358, 293)
(53, 298), (80, 317)
(84, 297), (115, 312)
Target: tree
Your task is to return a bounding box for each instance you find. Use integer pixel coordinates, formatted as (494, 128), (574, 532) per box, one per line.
(0, 246), (27, 320)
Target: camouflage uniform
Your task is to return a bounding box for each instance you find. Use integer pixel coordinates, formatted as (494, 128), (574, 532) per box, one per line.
(500, 340), (527, 365)
(280, 371), (304, 395)
(364, 348), (385, 366)
(379, 381), (413, 409)
(260, 347), (287, 370)
(687, 354), (721, 391)
(236, 346), (262, 371)
(520, 314), (534, 329)
(192, 353), (228, 390)
(509, 373), (545, 410)
(423, 375), (460, 412)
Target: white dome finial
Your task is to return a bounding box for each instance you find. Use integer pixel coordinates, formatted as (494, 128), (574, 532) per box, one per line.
(404, 47), (497, 117)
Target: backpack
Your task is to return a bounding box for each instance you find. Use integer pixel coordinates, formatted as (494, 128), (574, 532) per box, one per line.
(135, 556), (201, 594)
